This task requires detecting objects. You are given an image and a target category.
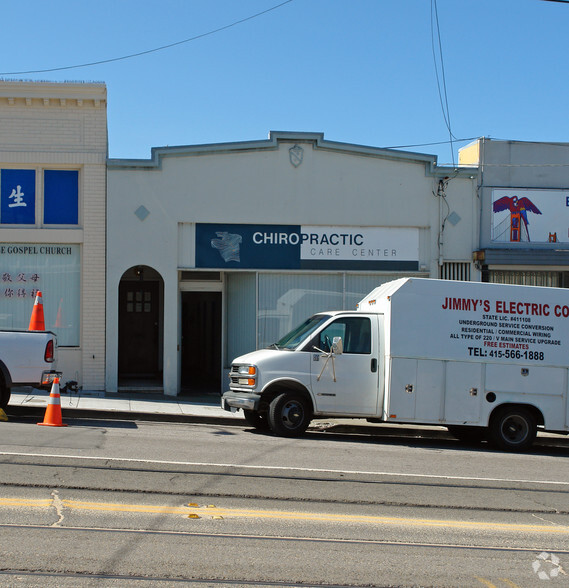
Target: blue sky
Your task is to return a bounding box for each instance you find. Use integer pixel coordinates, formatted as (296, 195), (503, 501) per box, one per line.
(4, 0), (568, 165)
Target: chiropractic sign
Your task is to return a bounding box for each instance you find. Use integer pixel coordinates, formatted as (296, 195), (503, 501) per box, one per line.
(196, 224), (419, 270)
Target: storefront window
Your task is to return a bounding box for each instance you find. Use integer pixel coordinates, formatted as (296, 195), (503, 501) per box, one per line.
(258, 273), (344, 349)
(226, 273), (256, 363)
(225, 272), (417, 362)
(257, 273), (412, 349)
(0, 243), (80, 346)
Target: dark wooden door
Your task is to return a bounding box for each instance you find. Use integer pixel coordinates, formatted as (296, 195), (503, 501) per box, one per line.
(118, 281), (159, 377)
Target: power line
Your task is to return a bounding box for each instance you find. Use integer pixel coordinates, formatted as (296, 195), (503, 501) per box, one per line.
(384, 136), (478, 150)
(430, 0), (456, 167)
(0, 0), (295, 76)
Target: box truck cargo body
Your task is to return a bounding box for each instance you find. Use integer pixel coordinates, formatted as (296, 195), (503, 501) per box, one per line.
(222, 278), (569, 451)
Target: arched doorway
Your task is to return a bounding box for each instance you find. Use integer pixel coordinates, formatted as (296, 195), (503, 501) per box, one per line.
(118, 265), (164, 391)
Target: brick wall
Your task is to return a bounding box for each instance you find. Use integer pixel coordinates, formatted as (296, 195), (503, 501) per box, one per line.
(0, 81), (107, 390)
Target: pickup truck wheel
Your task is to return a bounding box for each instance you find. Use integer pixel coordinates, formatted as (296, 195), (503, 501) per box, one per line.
(489, 407), (537, 452)
(243, 409), (270, 431)
(268, 393), (311, 437)
(0, 384), (10, 411)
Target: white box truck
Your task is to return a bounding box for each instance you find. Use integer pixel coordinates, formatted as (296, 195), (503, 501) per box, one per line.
(222, 278), (569, 451)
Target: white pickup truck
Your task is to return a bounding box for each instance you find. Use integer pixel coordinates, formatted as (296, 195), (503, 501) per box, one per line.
(0, 329), (61, 410)
(222, 278), (569, 451)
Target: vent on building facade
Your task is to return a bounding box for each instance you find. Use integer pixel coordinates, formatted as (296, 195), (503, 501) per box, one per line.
(440, 262), (471, 281)
(487, 270), (561, 288)
(180, 271), (221, 281)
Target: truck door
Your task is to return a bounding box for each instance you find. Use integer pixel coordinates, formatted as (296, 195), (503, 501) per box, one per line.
(444, 362), (483, 423)
(309, 315), (379, 415)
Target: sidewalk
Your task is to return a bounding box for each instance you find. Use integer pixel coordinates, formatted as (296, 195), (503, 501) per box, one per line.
(6, 387), (450, 439)
(6, 387), (568, 447)
(7, 387), (244, 424)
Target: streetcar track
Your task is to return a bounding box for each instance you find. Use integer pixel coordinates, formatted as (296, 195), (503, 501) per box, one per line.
(1, 450), (568, 486)
(2, 452), (568, 490)
(2, 497), (568, 534)
(1, 480), (568, 516)
(0, 569), (377, 588)
(1, 454), (568, 516)
(2, 522), (569, 554)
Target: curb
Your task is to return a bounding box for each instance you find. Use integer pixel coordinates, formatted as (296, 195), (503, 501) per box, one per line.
(5, 405), (245, 427)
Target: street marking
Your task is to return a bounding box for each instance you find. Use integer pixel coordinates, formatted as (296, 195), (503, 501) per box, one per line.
(475, 579), (497, 588)
(0, 498), (52, 508)
(499, 579), (522, 588)
(1, 497), (568, 534)
(1, 451), (568, 487)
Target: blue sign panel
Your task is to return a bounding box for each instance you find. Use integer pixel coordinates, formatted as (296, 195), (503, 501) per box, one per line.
(1, 169), (36, 224)
(44, 170), (79, 225)
(196, 223), (420, 271)
(196, 223), (301, 269)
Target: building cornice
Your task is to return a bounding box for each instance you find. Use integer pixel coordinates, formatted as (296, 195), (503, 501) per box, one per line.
(108, 130), (476, 178)
(0, 80), (106, 105)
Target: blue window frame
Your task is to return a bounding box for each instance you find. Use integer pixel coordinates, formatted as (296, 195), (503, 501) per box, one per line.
(44, 170), (79, 225)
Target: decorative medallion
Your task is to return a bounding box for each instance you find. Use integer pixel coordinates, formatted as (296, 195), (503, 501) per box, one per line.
(289, 144), (304, 168)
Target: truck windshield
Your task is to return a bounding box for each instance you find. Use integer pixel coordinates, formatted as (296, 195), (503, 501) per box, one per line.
(271, 314), (330, 350)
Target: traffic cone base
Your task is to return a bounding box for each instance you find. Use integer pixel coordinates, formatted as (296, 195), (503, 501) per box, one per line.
(38, 378), (67, 427)
(29, 291), (46, 331)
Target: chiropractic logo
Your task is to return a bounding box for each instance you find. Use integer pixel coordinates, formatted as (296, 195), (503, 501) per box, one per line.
(211, 232), (243, 263)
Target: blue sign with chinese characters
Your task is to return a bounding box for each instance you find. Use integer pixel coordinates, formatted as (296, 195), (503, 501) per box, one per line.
(1, 169), (36, 224)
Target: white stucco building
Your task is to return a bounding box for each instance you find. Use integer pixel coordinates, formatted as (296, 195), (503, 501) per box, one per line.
(107, 132), (479, 396)
(0, 80), (107, 390)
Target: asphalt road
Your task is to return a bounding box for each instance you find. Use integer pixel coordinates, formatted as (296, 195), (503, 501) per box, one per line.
(0, 415), (568, 587)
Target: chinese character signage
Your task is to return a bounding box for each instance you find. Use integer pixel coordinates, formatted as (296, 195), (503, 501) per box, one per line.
(0, 243), (80, 346)
(196, 224), (419, 270)
(491, 188), (569, 244)
(1, 270), (41, 300)
(1, 169), (36, 224)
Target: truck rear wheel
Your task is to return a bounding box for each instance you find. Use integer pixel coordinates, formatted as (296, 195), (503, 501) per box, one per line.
(489, 407), (537, 452)
(268, 393), (311, 437)
(243, 409), (270, 431)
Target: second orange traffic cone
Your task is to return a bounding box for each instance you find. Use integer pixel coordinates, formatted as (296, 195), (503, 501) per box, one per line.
(29, 291), (45, 331)
(37, 378), (67, 427)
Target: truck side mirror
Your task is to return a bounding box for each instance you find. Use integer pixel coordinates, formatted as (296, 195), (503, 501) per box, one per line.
(332, 336), (343, 355)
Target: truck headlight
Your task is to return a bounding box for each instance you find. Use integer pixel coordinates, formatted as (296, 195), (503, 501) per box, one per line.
(232, 365), (257, 386)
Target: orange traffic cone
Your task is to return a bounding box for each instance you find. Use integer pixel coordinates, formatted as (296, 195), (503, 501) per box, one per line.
(29, 291), (46, 331)
(37, 378), (67, 427)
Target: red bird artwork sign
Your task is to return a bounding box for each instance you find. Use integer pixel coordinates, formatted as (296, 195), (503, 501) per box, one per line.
(492, 194), (542, 242)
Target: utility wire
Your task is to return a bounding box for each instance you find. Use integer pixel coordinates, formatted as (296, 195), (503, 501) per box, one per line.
(430, 0), (456, 166)
(384, 136), (478, 150)
(0, 0), (294, 76)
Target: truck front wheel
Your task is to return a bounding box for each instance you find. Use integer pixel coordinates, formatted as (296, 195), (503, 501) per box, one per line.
(489, 407), (537, 452)
(268, 393), (311, 437)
